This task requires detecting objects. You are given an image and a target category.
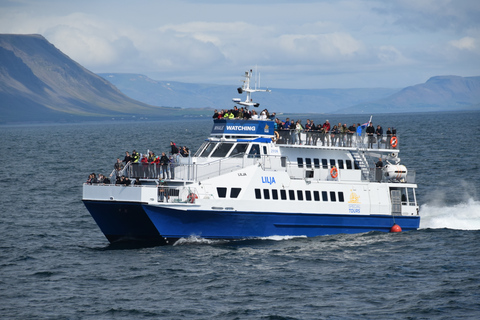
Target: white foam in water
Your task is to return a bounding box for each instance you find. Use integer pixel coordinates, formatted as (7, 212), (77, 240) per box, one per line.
(173, 236), (223, 246)
(420, 198), (480, 230)
(257, 235), (307, 241)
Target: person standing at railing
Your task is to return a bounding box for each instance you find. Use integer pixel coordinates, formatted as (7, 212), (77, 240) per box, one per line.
(295, 120), (303, 145)
(160, 152), (169, 179)
(366, 122), (375, 148)
(123, 151), (132, 165)
(114, 158), (124, 174)
(347, 123), (356, 147)
(169, 155), (176, 179)
(170, 141), (179, 155)
(386, 128), (392, 149)
(340, 124), (348, 147)
(375, 125), (383, 149)
(305, 119), (312, 145)
(323, 120), (331, 146)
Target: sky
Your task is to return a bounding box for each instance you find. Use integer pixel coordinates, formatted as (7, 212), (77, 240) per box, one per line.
(1, 0), (479, 89)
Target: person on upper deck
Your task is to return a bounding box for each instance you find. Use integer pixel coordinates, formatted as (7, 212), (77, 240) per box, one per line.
(237, 107), (244, 119)
(114, 158), (124, 173)
(251, 110), (259, 120)
(123, 151), (132, 164)
(159, 152), (169, 179)
(366, 122), (375, 148)
(170, 141), (179, 154)
(386, 127), (392, 149)
(131, 150), (140, 163)
(323, 120), (331, 146)
(347, 123), (356, 147)
(212, 109), (219, 119)
(375, 125), (383, 148)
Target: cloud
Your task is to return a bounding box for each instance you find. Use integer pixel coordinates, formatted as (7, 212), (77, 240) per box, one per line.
(449, 36), (476, 50)
(0, 0), (479, 88)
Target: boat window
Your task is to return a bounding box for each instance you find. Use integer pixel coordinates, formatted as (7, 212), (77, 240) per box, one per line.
(322, 191), (328, 201)
(230, 143), (248, 157)
(314, 191), (320, 201)
(330, 191), (336, 202)
(263, 146), (268, 155)
(338, 192), (344, 202)
(211, 143), (234, 157)
(305, 191), (312, 201)
(255, 188), (261, 199)
(263, 189), (270, 200)
(217, 187), (227, 198)
(194, 142), (209, 157)
(297, 158), (304, 168)
(305, 171), (314, 178)
(200, 142), (216, 157)
(280, 189), (287, 200)
(314, 158), (320, 168)
(248, 144), (261, 158)
(407, 188), (416, 205)
(297, 190), (304, 201)
(289, 190), (295, 200)
(281, 157), (287, 167)
(330, 159), (336, 168)
(230, 188), (241, 198)
(338, 160), (344, 169)
(346, 160), (352, 169)
(354, 160), (360, 170)
(305, 158), (312, 168)
(272, 189), (279, 200)
(322, 159), (328, 169)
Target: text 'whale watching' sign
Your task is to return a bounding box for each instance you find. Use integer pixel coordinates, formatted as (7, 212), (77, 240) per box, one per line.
(211, 119), (274, 136)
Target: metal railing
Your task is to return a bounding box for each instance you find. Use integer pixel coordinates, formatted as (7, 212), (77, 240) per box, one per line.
(275, 131), (399, 150)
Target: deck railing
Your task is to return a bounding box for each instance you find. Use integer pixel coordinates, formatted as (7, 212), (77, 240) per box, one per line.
(275, 131), (399, 150)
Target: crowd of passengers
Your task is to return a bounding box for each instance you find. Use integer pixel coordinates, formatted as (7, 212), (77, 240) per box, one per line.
(86, 141), (190, 185)
(213, 108), (397, 148)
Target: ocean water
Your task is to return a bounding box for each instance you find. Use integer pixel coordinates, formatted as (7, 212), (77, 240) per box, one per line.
(1, 111), (480, 319)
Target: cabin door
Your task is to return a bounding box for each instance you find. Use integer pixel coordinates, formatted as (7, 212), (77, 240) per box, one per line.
(390, 189), (402, 214)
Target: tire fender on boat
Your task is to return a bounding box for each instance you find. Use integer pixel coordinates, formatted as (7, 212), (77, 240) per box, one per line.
(330, 167), (338, 179)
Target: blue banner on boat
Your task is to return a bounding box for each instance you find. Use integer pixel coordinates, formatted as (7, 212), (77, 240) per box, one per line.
(211, 119), (274, 136)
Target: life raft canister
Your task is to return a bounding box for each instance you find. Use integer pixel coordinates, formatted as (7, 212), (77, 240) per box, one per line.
(330, 166), (338, 179)
(390, 136), (398, 148)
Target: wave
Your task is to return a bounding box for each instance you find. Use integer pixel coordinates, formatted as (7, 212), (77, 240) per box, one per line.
(419, 198), (480, 230)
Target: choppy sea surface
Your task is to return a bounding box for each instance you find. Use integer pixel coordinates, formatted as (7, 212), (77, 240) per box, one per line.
(1, 111), (480, 319)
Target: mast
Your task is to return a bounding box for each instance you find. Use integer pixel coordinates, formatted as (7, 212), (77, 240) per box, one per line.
(233, 69), (270, 108)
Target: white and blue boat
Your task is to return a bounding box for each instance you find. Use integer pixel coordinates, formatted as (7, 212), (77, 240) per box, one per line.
(83, 70), (420, 245)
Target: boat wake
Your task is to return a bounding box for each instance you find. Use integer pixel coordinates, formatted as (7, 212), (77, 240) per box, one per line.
(419, 198), (480, 230)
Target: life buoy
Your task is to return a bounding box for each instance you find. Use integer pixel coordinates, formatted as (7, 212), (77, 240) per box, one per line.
(187, 193), (198, 203)
(330, 167), (338, 179)
(272, 131), (279, 142)
(390, 136), (398, 148)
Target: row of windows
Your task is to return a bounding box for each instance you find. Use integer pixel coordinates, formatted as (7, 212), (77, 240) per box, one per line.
(254, 188), (345, 202)
(297, 158), (360, 170)
(216, 187), (345, 202)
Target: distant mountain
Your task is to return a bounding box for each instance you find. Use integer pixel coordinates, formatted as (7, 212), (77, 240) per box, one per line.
(0, 34), (185, 123)
(99, 73), (399, 114)
(338, 75), (480, 114)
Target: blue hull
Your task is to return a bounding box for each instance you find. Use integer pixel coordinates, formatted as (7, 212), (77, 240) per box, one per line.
(82, 200), (166, 244)
(83, 200), (420, 244)
(143, 205), (420, 240)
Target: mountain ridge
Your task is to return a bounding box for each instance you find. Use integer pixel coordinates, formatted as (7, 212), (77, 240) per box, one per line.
(0, 34), (185, 123)
(1, 33), (479, 124)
